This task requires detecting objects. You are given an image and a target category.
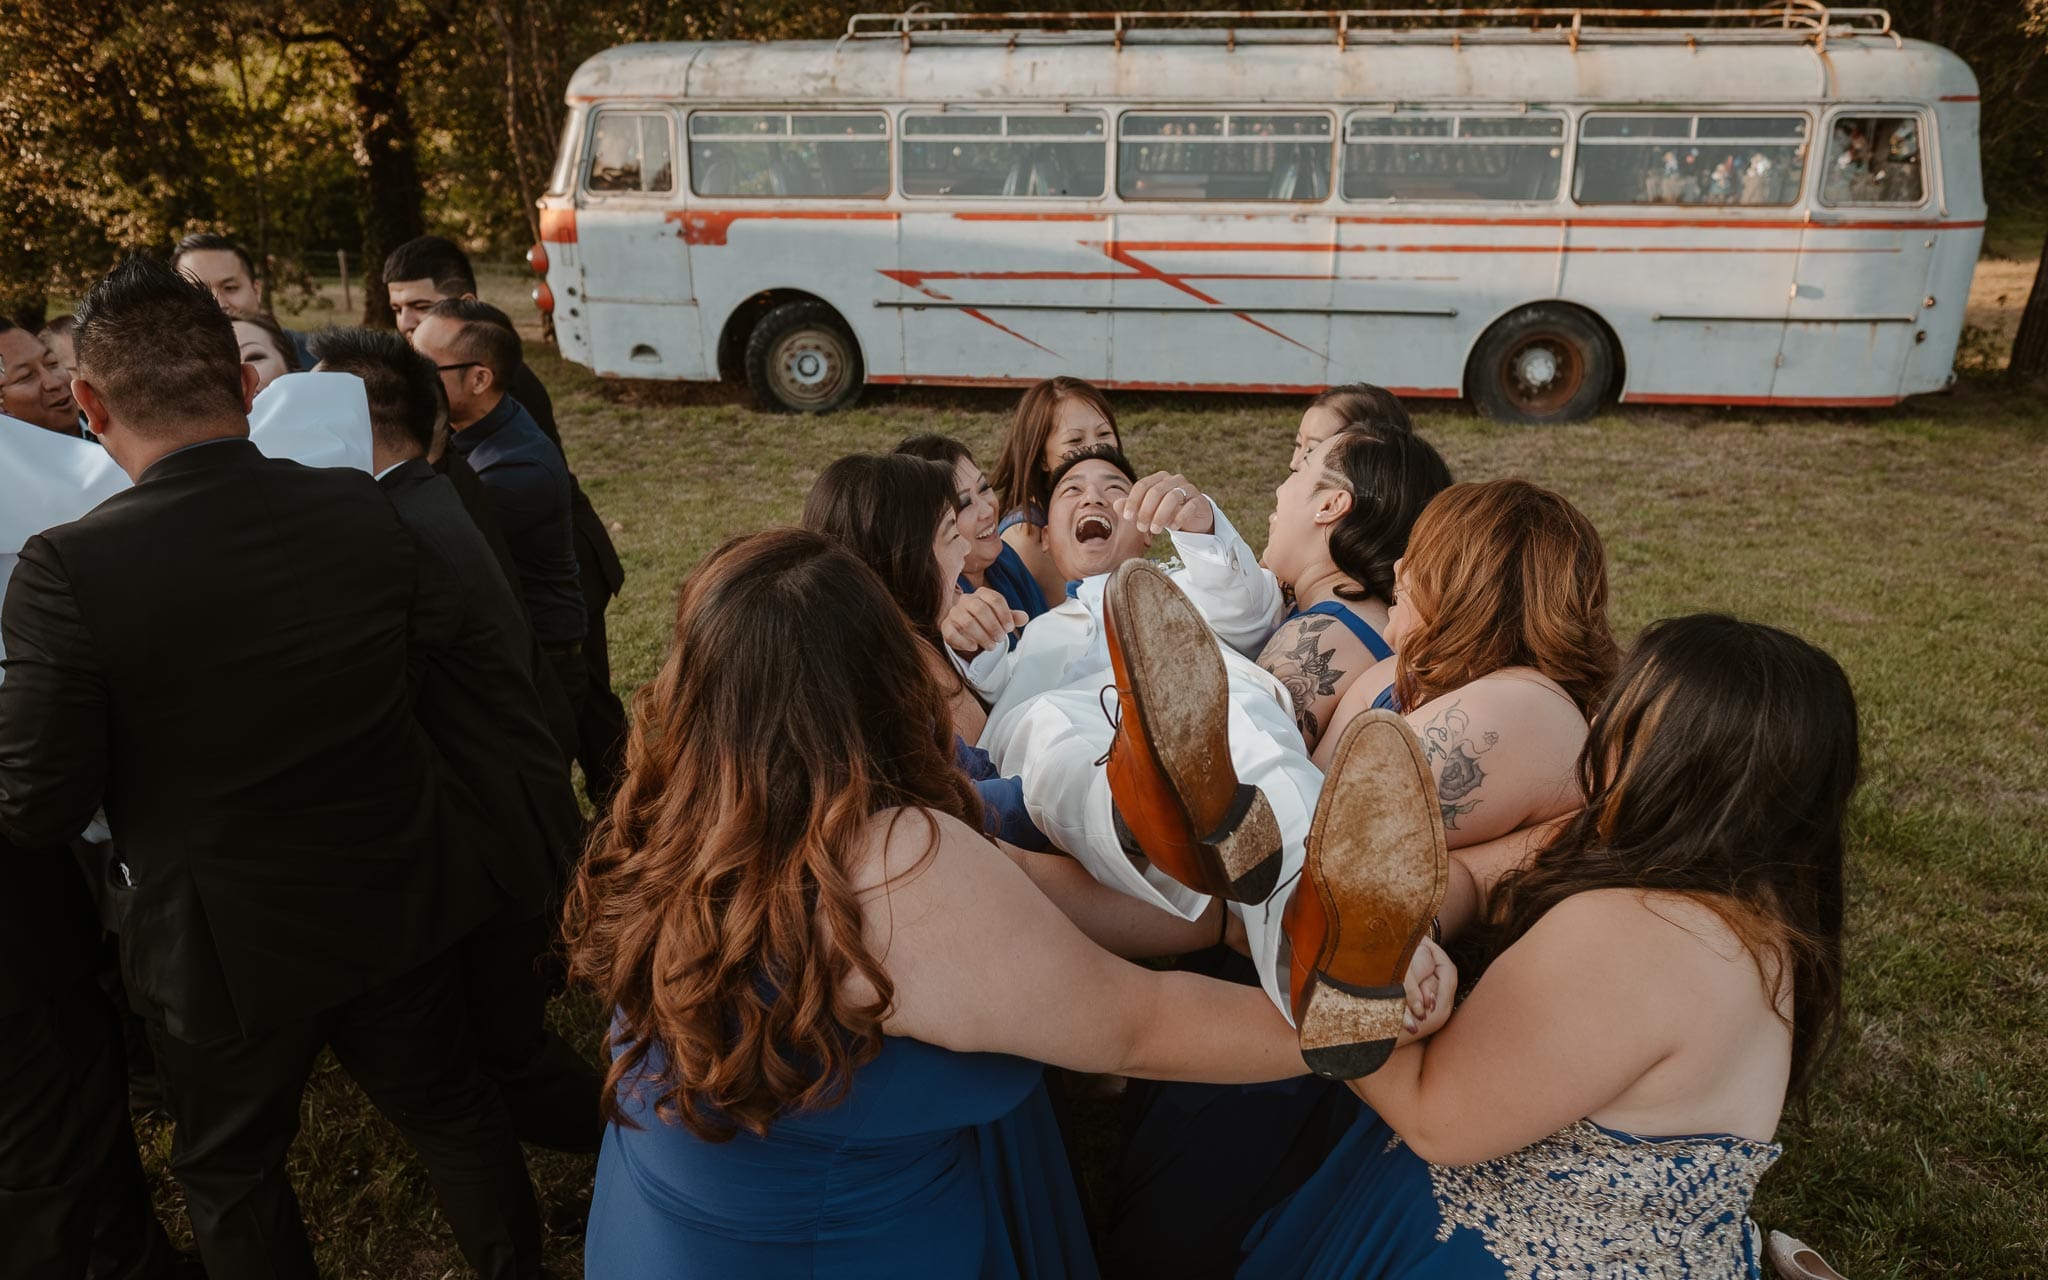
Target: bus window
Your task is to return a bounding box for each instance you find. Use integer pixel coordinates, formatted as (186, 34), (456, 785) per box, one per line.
(1118, 112), (1332, 201)
(585, 111), (673, 194)
(1821, 115), (1926, 206)
(689, 112), (890, 199)
(1575, 114), (1807, 207)
(1342, 113), (1564, 202)
(900, 112), (1106, 198)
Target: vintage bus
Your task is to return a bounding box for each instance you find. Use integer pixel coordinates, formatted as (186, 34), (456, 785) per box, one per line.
(528, 4), (1984, 421)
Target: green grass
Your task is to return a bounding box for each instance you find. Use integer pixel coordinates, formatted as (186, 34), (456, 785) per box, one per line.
(135, 346), (2048, 1276)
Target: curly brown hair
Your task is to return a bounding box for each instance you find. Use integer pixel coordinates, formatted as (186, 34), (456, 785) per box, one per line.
(1393, 479), (1617, 715)
(563, 528), (984, 1142)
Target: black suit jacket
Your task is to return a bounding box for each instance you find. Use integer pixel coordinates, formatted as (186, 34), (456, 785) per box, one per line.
(0, 439), (503, 1040)
(0, 836), (102, 1015)
(511, 362), (624, 599)
(378, 459), (582, 897)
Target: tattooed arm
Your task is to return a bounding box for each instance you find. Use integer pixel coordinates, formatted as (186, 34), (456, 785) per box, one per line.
(1257, 614), (1348, 752)
(1400, 677), (1589, 852)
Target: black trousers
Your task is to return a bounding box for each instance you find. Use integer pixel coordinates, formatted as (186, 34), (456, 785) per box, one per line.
(457, 914), (603, 1154)
(150, 955), (542, 1280)
(0, 982), (175, 1280)
(572, 553), (627, 810)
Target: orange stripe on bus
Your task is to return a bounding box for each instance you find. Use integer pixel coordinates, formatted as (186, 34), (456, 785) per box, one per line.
(666, 209), (899, 246)
(1623, 393), (1900, 407)
(952, 212), (1107, 222)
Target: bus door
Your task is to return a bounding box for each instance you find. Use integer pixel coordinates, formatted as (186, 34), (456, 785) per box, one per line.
(1109, 111), (1336, 391)
(1774, 110), (1939, 403)
(575, 106), (706, 379)
(895, 110), (1112, 382)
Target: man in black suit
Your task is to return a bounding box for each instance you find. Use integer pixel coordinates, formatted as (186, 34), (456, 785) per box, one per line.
(311, 326), (601, 1151)
(0, 836), (188, 1279)
(0, 257), (543, 1280)
(383, 235), (629, 808)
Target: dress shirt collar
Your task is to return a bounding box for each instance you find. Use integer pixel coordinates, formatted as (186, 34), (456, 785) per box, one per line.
(452, 395), (518, 452)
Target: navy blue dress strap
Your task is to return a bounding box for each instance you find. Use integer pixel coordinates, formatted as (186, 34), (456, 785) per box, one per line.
(1287, 600), (1393, 662)
(1370, 684), (1402, 713)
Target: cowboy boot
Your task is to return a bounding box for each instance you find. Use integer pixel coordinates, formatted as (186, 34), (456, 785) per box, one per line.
(1102, 559), (1283, 904)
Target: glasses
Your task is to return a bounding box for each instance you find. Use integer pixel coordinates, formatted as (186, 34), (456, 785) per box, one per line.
(436, 361), (483, 374)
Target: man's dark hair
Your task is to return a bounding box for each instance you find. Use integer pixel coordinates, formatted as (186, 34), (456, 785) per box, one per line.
(1319, 427), (1454, 605)
(38, 314), (74, 339)
(308, 326), (441, 456)
(170, 232), (259, 282)
(893, 433), (973, 470)
(0, 315), (15, 335)
(425, 297), (520, 391)
(75, 255), (244, 431)
(382, 236), (477, 296)
(1048, 442), (1137, 494)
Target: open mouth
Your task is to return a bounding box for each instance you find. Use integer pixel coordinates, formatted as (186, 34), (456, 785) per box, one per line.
(1075, 513), (1114, 544)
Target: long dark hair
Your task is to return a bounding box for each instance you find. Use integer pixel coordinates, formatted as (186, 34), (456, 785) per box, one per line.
(801, 453), (960, 649)
(1317, 427), (1453, 604)
(563, 530), (984, 1141)
(1473, 614), (1858, 1097)
(988, 376), (1119, 521)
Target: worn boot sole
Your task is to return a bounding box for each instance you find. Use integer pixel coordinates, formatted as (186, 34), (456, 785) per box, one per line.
(1104, 560), (1283, 904)
(1292, 709), (1448, 1080)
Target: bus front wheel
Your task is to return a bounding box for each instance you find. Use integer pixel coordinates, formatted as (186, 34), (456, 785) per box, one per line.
(1467, 305), (1614, 424)
(745, 302), (863, 414)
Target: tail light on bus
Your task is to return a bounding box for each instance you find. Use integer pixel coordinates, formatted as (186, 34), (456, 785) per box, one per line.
(526, 241), (549, 275)
(533, 280), (556, 316)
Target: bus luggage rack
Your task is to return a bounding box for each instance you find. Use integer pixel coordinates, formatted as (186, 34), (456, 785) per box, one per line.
(845, 5), (1897, 50)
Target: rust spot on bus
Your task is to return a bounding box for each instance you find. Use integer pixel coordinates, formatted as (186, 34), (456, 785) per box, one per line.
(539, 208), (578, 244)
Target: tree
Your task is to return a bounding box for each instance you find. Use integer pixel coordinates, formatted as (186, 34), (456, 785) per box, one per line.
(271, 0), (463, 324)
(2011, 230), (2048, 383)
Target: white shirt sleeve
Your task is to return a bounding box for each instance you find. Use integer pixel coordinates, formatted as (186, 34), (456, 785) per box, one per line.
(956, 639), (1013, 702)
(1168, 501), (1284, 657)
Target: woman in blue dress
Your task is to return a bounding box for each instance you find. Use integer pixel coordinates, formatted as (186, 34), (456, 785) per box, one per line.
(1242, 612), (1858, 1278)
(987, 377), (1120, 606)
(896, 434), (1048, 629)
(566, 528), (1308, 1279)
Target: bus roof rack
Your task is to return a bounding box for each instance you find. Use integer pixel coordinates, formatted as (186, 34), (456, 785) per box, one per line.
(844, 5), (1898, 51)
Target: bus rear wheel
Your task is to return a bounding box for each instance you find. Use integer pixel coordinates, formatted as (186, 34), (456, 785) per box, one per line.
(745, 301), (863, 414)
(1467, 305), (1614, 424)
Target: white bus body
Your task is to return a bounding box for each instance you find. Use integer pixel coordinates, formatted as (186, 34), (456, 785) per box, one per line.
(530, 6), (1984, 420)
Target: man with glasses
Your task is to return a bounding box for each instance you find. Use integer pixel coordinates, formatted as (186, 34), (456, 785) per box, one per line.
(411, 299), (586, 725)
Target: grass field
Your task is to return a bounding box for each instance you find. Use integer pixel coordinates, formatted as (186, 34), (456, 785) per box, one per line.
(128, 273), (2048, 1277)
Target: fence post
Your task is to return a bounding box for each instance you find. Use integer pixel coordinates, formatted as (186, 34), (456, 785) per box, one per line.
(339, 250), (351, 318)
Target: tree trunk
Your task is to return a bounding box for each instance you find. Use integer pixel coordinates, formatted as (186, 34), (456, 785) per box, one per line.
(349, 53), (428, 326)
(2011, 228), (2048, 382)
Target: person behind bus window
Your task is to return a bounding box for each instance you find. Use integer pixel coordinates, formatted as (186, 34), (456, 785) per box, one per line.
(896, 433), (1051, 629)
(988, 376), (1121, 605)
(566, 527), (1306, 1280)
(232, 314), (298, 397)
(1240, 613), (1856, 1280)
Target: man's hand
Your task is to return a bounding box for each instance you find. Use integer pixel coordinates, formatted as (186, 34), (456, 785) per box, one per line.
(1121, 471), (1214, 536)
(942, 587), (1028, 656)
(1396, 936), (1456, 1046)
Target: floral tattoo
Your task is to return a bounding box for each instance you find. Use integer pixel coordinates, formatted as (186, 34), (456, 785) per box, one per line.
(1419, 701), (1497, 830)
(1261, 615), (1345, 747)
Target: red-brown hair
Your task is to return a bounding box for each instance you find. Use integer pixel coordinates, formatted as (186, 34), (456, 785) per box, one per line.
(987, 376), (1119, 522)
(1394, 479), (1617, 715)
(562, 528), (984, 1142)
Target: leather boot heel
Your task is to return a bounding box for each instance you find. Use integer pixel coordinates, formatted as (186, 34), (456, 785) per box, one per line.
(1298, 974), (1409, 1079)
(1201, 782), (1283, 904)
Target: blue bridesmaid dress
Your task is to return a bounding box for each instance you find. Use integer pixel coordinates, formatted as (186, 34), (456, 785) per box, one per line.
(1240, 1111), (1781, 1279)
(585, 1034), (1098, 1279)
(963, 541), (1051, 632)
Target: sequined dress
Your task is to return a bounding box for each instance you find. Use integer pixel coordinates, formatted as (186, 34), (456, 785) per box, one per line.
(1239, 1112), (1781, 1279)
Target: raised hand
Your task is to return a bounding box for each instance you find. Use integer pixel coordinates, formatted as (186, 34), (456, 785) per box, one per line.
(942, 586), (1029, 657)
(1120, 471), (1214, 536)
